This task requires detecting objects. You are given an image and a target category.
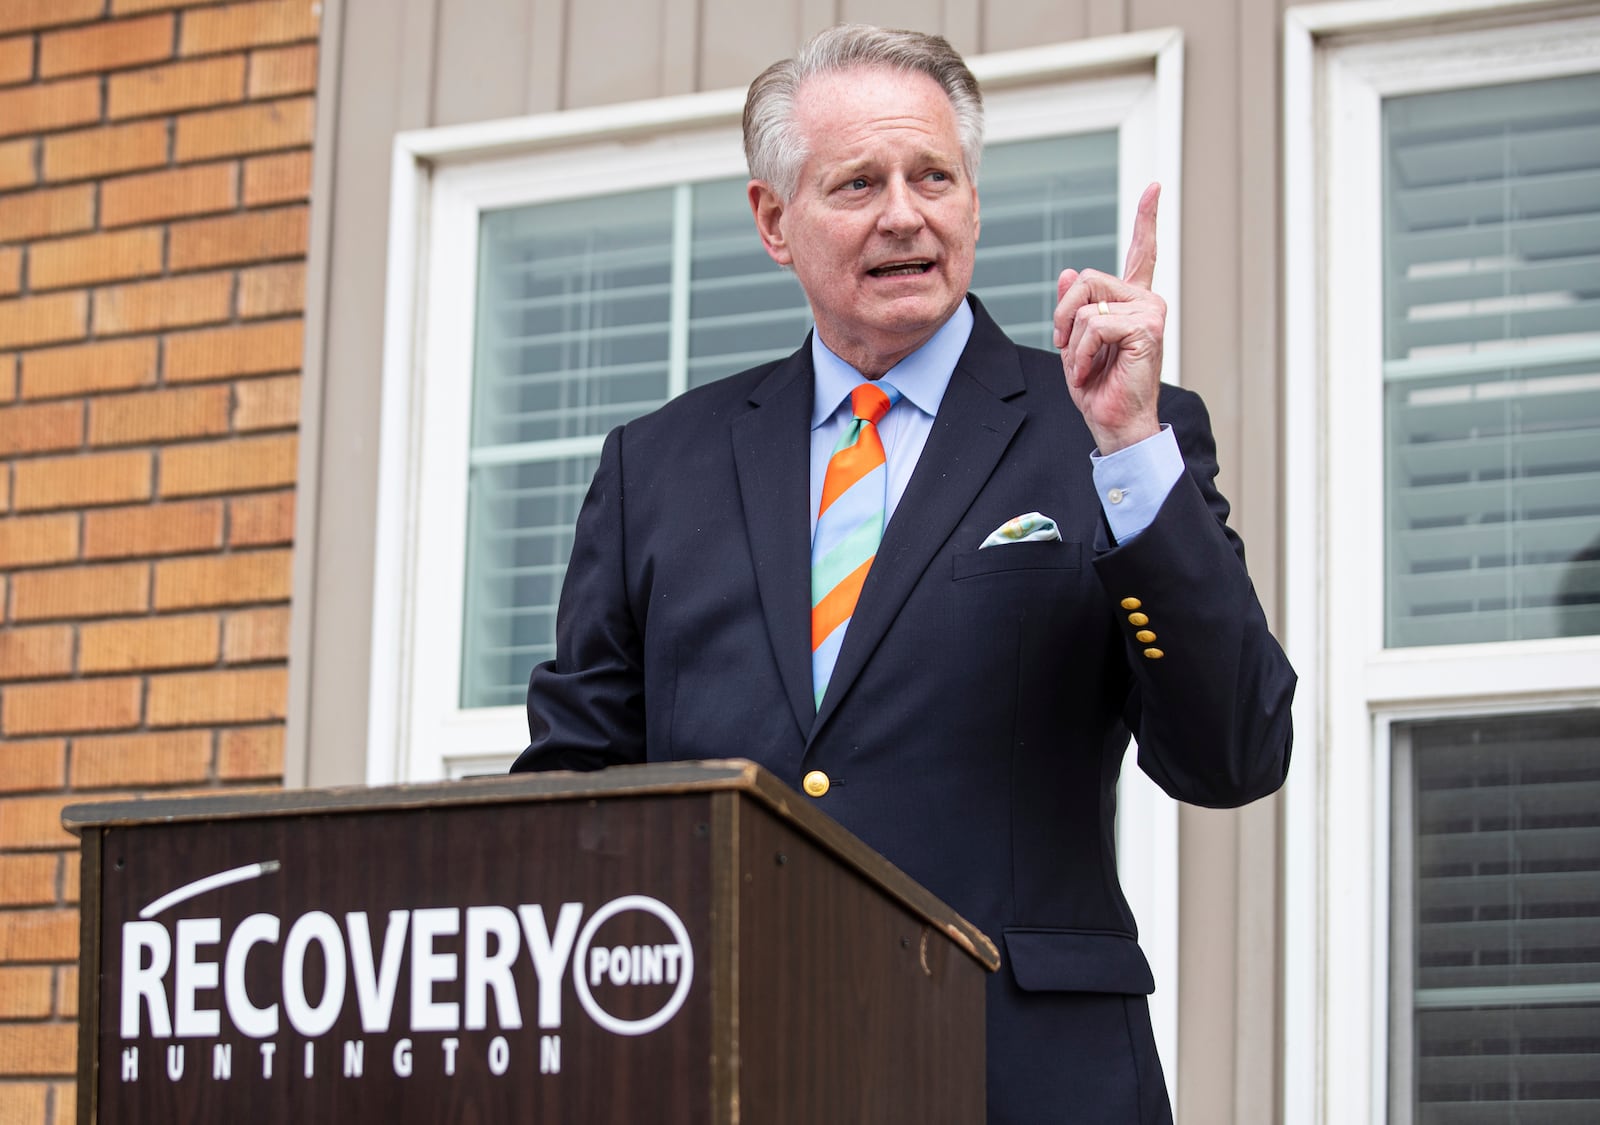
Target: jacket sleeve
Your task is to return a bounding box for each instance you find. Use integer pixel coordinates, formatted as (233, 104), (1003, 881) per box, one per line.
(1091, 387), (1296, 807)
(512, 425), (647, 773)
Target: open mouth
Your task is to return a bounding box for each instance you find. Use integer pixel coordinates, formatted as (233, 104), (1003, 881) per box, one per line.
(867, 260), (934, 277)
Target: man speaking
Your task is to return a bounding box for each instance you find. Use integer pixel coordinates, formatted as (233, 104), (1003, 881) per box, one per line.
(513, 24), (1295, 1123)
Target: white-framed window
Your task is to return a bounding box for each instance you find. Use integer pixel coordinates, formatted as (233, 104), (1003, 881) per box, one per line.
(1284, 5), (1600, 1122)
(371, 28), (1185, 1095)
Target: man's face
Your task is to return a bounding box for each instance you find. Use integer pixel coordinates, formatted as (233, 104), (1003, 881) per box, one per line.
(749, 65), (980, 375)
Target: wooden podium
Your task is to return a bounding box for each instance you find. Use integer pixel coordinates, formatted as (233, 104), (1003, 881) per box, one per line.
(65, 759), (998, 1123)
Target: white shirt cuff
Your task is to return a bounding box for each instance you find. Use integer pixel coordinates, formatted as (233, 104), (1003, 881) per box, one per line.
(1088, 424), (1183, 544)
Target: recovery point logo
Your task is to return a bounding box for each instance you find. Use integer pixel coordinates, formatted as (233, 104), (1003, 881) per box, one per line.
(116, 862), (694, 1085)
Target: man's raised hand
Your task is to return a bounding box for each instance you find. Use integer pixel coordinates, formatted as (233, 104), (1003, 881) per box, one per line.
(1052, 182), (1166, 454)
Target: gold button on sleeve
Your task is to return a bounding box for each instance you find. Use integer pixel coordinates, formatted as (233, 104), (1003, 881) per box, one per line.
(802, 770), (830, 798)
(1143, 647), (1165, 660)
(1136, 630), (1156, 644)
(1120, 597), (1142, 610)
(1127, 612), (1149, 627)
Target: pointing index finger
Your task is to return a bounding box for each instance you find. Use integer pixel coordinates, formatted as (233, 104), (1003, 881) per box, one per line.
(1121, 182), (1160, 290)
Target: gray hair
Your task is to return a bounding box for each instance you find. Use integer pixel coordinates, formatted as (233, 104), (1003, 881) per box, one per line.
(743, 25), (985, 202)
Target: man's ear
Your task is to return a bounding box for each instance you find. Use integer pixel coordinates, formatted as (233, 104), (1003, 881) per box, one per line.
(748, 180), (792, 267)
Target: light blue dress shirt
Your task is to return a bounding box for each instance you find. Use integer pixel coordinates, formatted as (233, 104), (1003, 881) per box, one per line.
(809, 300), (1184, 545)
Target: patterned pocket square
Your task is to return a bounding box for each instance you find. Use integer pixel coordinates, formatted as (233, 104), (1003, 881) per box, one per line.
(980, 512), (1062, 548)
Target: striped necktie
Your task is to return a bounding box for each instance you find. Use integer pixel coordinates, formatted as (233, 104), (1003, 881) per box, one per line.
(811, 380), (899, 707)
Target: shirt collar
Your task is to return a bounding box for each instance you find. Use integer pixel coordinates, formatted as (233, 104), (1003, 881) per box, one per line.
(809, 298), (974, 429)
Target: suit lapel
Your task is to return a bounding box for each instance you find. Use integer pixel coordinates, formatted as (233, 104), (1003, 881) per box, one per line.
(731, 345), (817, 737)
(809, 301), (1028, 741)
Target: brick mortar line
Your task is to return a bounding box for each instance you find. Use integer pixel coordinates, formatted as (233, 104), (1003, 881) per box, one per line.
(14, 210), (32, 293)
(176, 43), (324, 67)
(90, 144), (101, 236)
(20, 254), (311, 300)
(1, 13), (110, 37)
(113, 407), (300, 430)
(92, 89), (314, 129)
(119, 557), (290, 573)
(70, 603), (81, 684)
(0, 143), (312, 199)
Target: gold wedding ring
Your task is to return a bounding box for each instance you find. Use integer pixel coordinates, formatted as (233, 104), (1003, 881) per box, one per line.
(1098, 300), (1111, 316)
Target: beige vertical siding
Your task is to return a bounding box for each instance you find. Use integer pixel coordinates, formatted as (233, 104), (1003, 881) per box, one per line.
(294, 1), (1293, 1121)
(984, 1), (1093, 50)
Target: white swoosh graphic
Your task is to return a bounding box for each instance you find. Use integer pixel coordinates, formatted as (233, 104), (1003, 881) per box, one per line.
(139, 861), (282, 919)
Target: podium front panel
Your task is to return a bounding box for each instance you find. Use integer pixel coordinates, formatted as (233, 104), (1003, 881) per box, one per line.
(88, 793), (717, 1123)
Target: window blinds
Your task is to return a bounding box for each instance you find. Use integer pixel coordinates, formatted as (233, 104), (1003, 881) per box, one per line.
(1397, 710), (1600, 1122)
(686, 179), (811, 388)
(1382, 74), (1600, 648)
(460, 132), (1120, 708)
(974, 132), (1118, 348)
(461, 182), (807, 708)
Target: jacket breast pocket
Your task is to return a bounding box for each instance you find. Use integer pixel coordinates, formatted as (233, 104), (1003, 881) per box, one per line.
(952, 540), (1082, 580)
(1002, 928), (1156, 995)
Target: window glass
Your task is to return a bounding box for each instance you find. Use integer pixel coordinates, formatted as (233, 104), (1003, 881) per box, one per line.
(1383, 75), (1600, 647)
(459, 455), (600, 709)
(975, 132), (1119, 347)
(687, 178), (810, 387)
(473, 188), (676, 448)
(1392, 709), (1600, 1119)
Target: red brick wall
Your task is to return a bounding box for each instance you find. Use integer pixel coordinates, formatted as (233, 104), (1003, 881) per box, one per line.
(0, 2), (318, 1117)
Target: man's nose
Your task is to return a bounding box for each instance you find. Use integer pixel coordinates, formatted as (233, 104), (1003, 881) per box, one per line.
(876, 177), (925, 238)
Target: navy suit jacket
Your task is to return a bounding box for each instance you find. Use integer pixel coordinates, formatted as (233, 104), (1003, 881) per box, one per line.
(515, 296), (1295, 1122)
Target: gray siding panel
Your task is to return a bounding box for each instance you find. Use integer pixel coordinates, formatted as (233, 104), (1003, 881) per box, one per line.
(700, 0), (811, 92)
(433, 0), (533, 123)
(944, 0), (983, 54)
(293, 0), (442, 794)
(565, 0), (671, 106)
(1087, 0), (1130, 39)
(524, 0), (567, 113)
(838, 0), (950, 37)
(984, 0), (1090, 52)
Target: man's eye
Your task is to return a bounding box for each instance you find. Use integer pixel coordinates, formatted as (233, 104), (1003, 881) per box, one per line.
(846, 177), (869, 190)
(927, 171), (948, 182)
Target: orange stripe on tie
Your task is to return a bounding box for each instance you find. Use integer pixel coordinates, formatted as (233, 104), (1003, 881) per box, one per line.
(811, 554), (874, 650)
(817, 427), (888, 516)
